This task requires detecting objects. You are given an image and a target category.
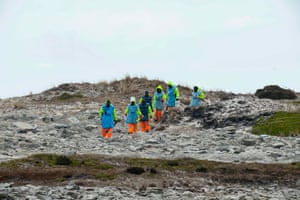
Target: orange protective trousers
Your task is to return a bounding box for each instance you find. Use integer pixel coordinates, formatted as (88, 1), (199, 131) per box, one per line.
(139, 120), (150, 132)
(128, 123), (138, 134)
(154, 110), (163, 121)
(101, 128), (112, 139)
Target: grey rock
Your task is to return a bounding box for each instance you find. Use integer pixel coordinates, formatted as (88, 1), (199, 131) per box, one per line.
(65, 183), (80, 191)
(0, 183), (13, 188)
(85, 194), (98, 200)
(13, 122), (37, 133)
(216, 145), (230, 152)
(60, 129), (75, 138)
(85, 124), (98, 131)
(145, 138), (161, 144)
(54, 124), (70, 129)
(42, 117), (54, 123)
(241, 138), (256, 146)
(233, 146), (244, 154)
(272, 142), (285, 148)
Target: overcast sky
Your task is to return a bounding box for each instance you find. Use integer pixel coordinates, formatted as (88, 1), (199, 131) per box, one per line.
(1, 0), (299, 98)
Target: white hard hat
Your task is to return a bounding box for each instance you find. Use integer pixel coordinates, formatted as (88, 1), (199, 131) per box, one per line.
(130, 96), (136, 102)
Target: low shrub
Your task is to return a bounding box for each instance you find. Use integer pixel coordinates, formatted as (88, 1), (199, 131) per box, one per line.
(255, 85), (297, 100)
(126, 167), (145, 175)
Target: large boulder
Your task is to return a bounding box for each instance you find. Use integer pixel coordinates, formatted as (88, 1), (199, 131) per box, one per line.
(255, 85), (297, 100)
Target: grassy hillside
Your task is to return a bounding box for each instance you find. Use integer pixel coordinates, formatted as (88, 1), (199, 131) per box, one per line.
(252, 111), (300, 136)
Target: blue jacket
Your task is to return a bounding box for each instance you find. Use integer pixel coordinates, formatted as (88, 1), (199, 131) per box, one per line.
(190, 88), (205, 107)
(139, 103), (152, 121)
(141, 95), (153, 111)
(125, 104), (141, 124)
(99, 104), (117, 128)
(153, 92), (165, 110)
(167, 85), (179, 107)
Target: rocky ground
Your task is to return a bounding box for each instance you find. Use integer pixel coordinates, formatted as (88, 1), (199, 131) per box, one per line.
(0, 80), (300, 199)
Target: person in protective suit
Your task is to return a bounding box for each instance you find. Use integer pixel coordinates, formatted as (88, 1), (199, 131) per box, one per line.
(153, 85), (166, 122)
(98, 100), (118, 139)
(166, 81), (180, 111)
(138, 99), (153, 132)
(190, 86), (206, 108)
(166, 81), (180, 122)
(125, 97), (142, 134)
(140, 90), (153, 112)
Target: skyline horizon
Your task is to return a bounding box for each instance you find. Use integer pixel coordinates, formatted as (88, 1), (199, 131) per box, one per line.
(1, 0), (299, 98)
(1, 74), (299, 99)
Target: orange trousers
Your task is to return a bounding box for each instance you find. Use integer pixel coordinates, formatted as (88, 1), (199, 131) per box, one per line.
(128, 123), (138, 134)
(101, 128), (112, 139)
(154, 110), (163, 121)
(140, 120), (151, 132)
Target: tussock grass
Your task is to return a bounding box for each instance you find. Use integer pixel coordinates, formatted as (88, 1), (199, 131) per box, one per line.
(252, 111), (300, 136)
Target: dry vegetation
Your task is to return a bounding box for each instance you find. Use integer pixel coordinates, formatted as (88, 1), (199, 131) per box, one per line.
(0, 154), (299, 189)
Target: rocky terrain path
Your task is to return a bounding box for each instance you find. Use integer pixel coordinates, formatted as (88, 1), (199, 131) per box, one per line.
(1, 94), (299, 199)
(0, 96), (299, 163)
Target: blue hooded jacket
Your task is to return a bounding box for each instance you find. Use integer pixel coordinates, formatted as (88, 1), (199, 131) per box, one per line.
(99, 104), (117, 128)
(167, 83), (179, 107)
(190, 90), (202, 107)
(190, 87), (205, 107)
(125, 104), (140, 124)
(154, 92), (165, 110)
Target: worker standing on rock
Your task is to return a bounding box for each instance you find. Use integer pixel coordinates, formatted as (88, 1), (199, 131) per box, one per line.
(190, 86), (206, 108)
(125, 97), (142, 134)
(138, 98), (152, 132)
(98, 100), (118, 139)
(140, 90), (153, 112)
(166, 81), (180, 122)
(153, 85), (166, 122)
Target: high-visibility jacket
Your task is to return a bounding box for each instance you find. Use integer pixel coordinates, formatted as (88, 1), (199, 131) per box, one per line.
(190, 88), (205, 107)
(99, 104), (118, 128)
(153, 91), (166, 110)
(125, 104), (141, 124)
(167, 85), (180, 107)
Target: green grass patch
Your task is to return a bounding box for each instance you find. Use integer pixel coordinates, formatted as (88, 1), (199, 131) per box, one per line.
(81, 158), (113, 170)
(290, 162), (300, 169)
(252, 111), (300, 136)
(125, 157), (218, 172)
(31, 154), (81, 167)
(93, 172), (116, 181)
(290, 101), (300, 106)
(0, 159), (20, 168)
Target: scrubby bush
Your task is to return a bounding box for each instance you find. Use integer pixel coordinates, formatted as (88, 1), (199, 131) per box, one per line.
(55, 155), (72, 165)
(255, 85), (297, 100)
(126, 167), (145, 175)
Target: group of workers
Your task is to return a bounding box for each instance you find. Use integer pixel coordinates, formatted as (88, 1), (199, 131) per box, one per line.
(98, 81), (206, 139)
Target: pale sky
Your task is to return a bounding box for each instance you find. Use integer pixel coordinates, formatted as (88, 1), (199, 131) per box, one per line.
(1, 0), (299, 98)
